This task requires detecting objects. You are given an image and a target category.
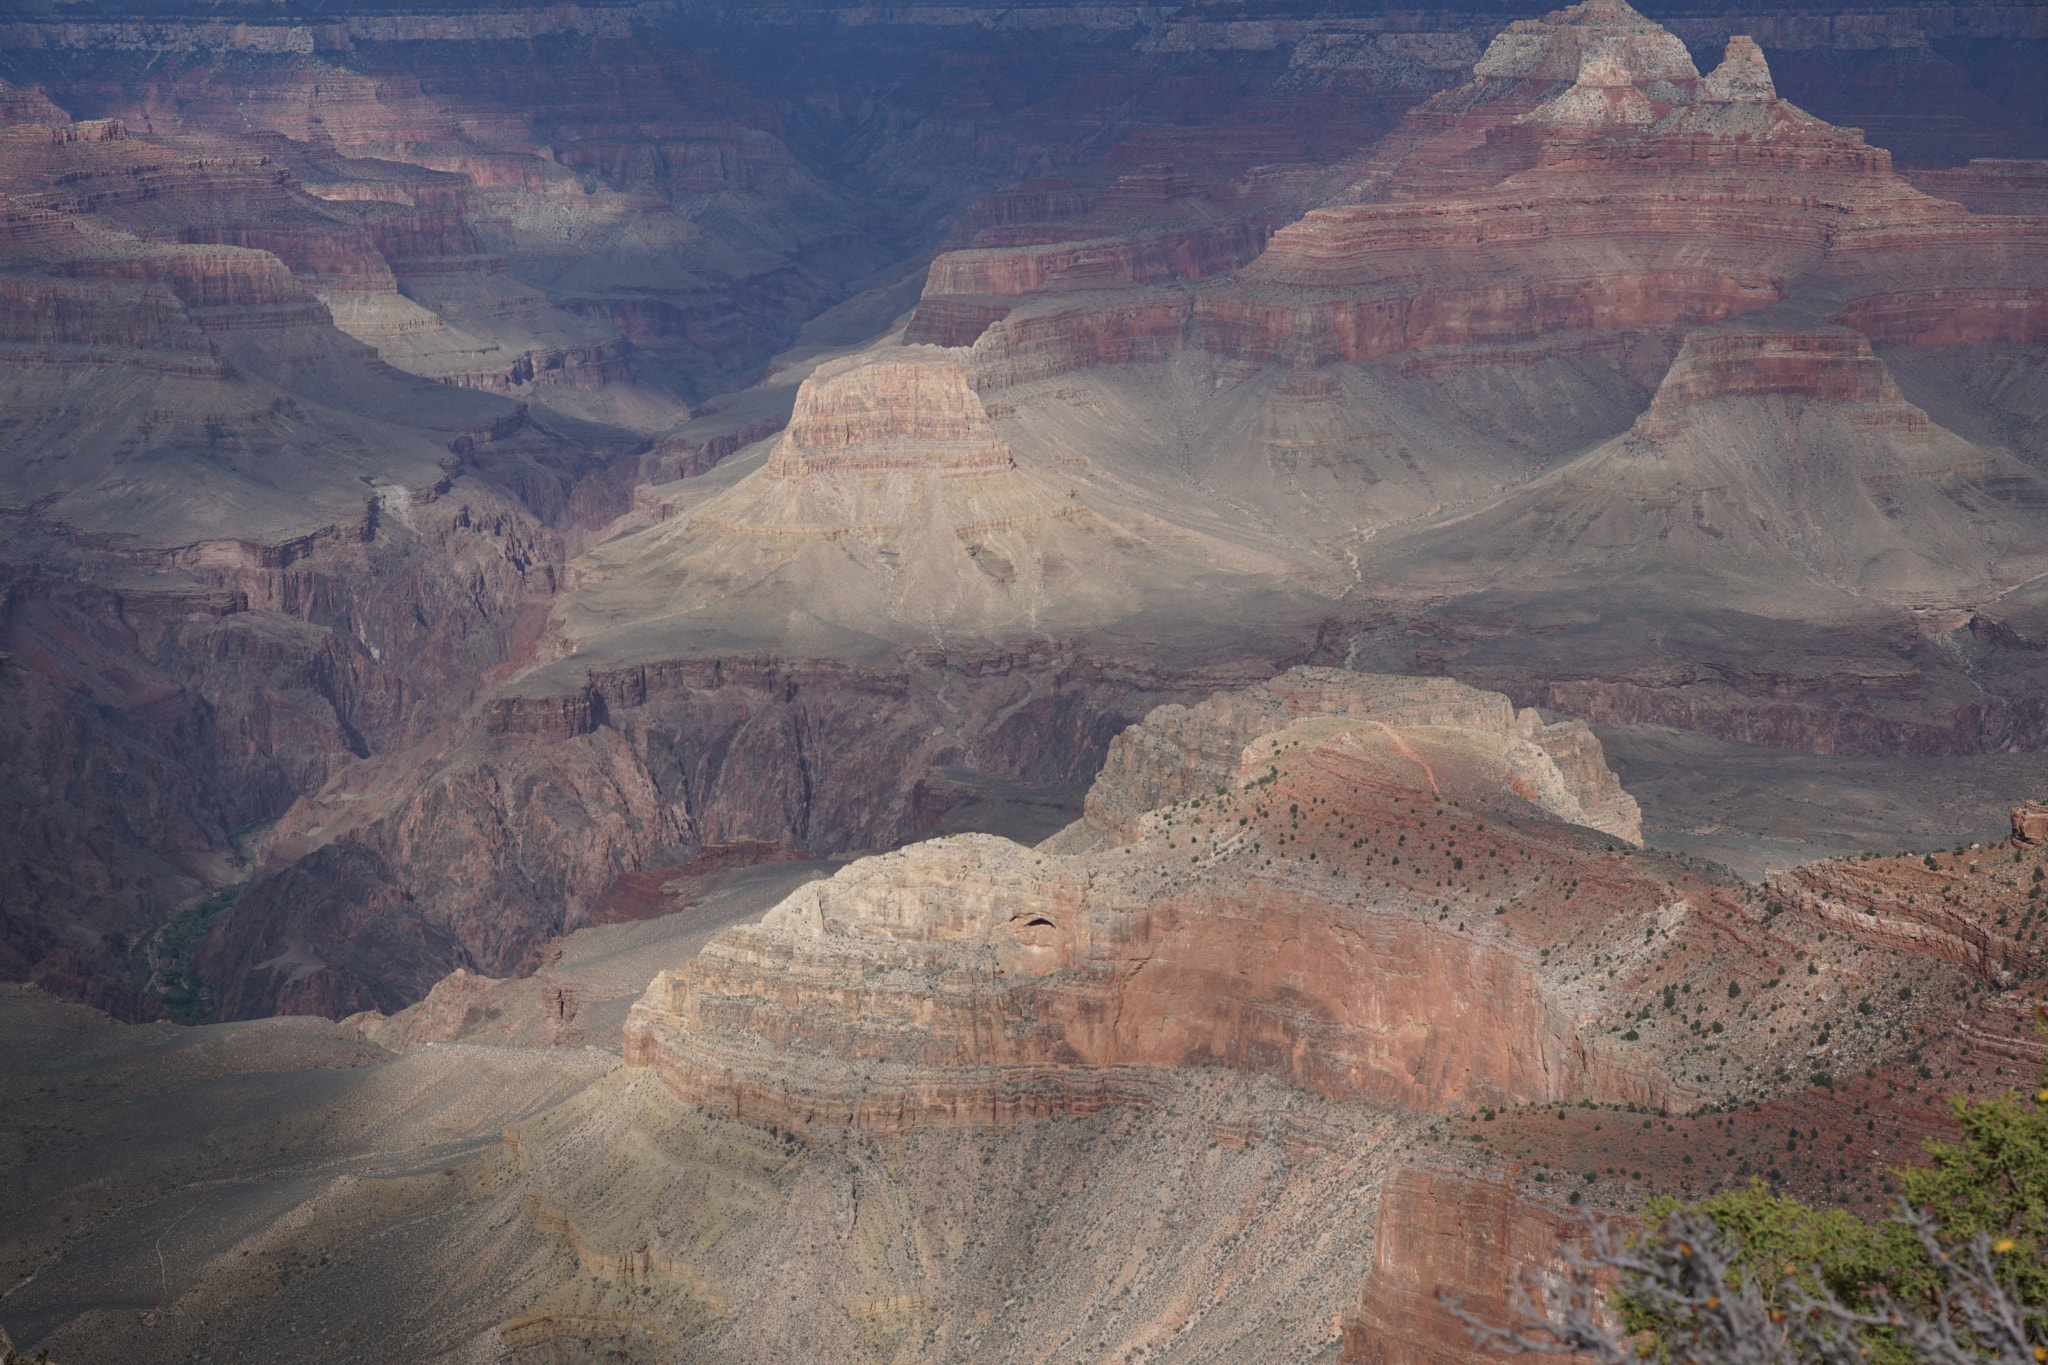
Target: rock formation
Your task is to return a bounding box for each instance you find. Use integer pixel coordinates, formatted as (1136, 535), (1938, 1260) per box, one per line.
(1371, 316), (2048, 607)
(2, 0), (2046, 1033)
(548, 346), (1299, 650)
(7, 716), (2044, 1363)
(0, 89), (682, 430)
(883, 5), (2048, 768)
(1051, 668), (1640, 850)
(0, 87), (659, 1016)
(623, 672), (1722, 1135)
(114, 3), (2040, 1026)
(581, 669), (2038, 1365)
(1, 0), (2047, 1359)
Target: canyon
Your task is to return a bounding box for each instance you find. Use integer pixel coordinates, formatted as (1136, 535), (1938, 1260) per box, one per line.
(0, 0), (2044, 1023)
(2, 669), (2041, 1363)
(1, 0), (2047, 1359)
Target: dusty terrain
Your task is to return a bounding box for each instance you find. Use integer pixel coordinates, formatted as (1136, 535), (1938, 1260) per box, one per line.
(0, 1), (2046, 1361)
(3, 670), (2041, 1365)
(1600, 724), (2048, 877)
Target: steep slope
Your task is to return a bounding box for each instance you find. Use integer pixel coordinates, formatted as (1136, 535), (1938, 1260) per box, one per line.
(626, 669), (1763, 1133)
(3, 672), (2043, 1364)
(0, 85), (684, 430)
(3, 0), (2046, 1030)
(1372, 318), (2048, 606)
(0, 101), (659, 1017)
(179, 351), (1321, 1020)
(890, 5), (2048, 761)
(557, 347), (1299, 650)
(172, 2), (2048, 1024)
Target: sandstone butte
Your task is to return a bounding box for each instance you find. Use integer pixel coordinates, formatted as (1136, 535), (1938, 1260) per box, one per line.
(588, 667), (2043, 1365)
(2, 663), (2041, 1363)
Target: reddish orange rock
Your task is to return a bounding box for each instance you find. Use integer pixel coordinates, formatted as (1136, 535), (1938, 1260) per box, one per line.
(1341, 1164), (1586, 1365)
(624, 672), (1717, 1135)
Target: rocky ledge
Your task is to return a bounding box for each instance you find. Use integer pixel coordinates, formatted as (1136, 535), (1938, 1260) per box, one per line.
(624, 671), (1735, 1134)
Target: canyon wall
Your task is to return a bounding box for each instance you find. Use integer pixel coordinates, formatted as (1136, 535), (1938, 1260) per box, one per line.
(1341, 1165), (1587, 1365)
(622, 670), (1793, 1134)
(192, 647), (1286, 1018)
(3, 0), (2047, 1030)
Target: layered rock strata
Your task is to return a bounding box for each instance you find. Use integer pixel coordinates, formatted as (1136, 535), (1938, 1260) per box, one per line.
(1766, 847), (2044, 988)
(1052, 667), (1641, 851)
(597, 665), (2047, 1365)
(0, 91), (679, 428)
(7, 0), (2048, 1033)
(1203, 22), (2037, 372)
(549, 346), (1296, 647)
(1367, 316), (2048, 608)
(0, 89), (661, 1017)
(193, 646), (1282, 1019)
(624, 671), (1750, 1133)
(6, 720), (2045, 1364)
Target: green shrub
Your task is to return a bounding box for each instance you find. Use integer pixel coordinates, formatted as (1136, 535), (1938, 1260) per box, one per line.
(1619, 1011), (2048, 1360)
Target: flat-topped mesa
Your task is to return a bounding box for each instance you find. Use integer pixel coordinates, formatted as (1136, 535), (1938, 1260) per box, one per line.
(766, 350), (1015, 477)
(1631, 325), (1924, 440)
(1050, 667), (1642, 851)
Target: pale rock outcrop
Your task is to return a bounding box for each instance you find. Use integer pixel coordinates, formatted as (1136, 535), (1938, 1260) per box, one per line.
(1701, 35), (1776, 103)
(1508, 0), (1701, 130)
(1051, 667), (1642, 850)
(1473, 0), (1696, 87)
(553, 344), (1293, 645)
(767, 353), (1015, 475)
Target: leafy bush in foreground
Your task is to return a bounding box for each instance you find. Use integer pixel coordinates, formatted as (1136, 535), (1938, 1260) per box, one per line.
(1448, 1013), (2047, 1363)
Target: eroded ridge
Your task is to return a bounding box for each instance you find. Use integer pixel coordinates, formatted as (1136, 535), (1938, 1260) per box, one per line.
(626, 672), (1724, 1136)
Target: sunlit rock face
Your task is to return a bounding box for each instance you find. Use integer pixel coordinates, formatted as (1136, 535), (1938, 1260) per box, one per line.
(767, 354), (1016, 476)
(625, 669), (1687, 1136)
(1054, 668), (1640, 852)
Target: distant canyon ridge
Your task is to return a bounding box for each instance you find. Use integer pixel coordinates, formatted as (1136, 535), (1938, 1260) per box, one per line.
(0, 0), (2044, 1024)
